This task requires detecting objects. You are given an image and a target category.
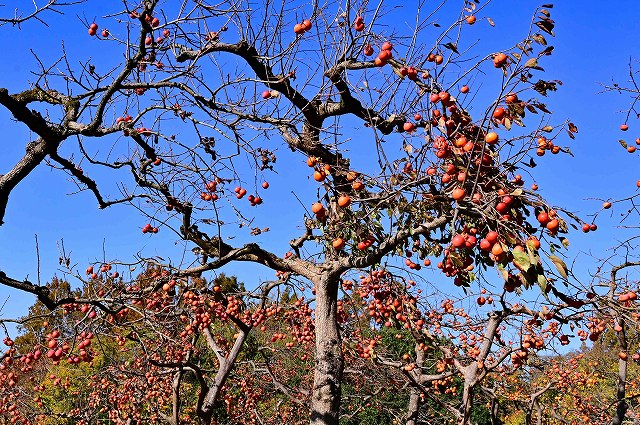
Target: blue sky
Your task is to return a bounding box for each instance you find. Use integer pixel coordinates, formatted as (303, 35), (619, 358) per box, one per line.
(1, 0), (640, 329)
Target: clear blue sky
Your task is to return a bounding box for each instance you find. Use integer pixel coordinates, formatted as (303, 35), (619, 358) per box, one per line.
(1, 1), (639, 328)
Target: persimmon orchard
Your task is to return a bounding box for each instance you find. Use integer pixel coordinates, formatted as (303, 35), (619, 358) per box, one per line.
(2, 1), (640, 425)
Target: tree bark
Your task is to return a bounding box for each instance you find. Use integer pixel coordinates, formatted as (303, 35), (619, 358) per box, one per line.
(198, 328), (249, 424)
(406, 346), (425, 425)
(310, 271), (343, 425)
(612, 318), (628, 425)
(460, 377), (475, 424)
(490, 395), (501, 425)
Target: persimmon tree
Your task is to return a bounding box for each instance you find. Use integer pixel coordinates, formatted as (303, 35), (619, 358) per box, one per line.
(0, 0), (589, 424)
(545, 63), (640, 425)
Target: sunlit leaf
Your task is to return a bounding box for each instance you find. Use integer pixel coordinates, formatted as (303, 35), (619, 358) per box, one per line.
(549, 255), (568, 279)
(513, 249), (531, 271)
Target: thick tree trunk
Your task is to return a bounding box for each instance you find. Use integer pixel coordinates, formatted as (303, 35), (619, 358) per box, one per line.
(460, 378), (474, 425)
(310, 272), (343, 425)
(612, 318), (628, 425)
(406, 345), (425, 425)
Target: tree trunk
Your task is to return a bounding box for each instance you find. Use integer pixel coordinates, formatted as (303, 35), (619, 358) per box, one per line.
(310, 272), (343, 425)
(612, 318), (628, 425)
(490, 395), (501, 425)
(198, 329), (249, 424)
(406, 345), (425, 425)
(460, 378), (474, 425)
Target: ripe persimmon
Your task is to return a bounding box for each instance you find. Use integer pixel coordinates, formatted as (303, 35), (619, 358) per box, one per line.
(337, 195), (351, 208)
(546, 219), (559, 233)
(493, 52), (507, 67)
(451, 188), (466, 201)
(466, 15), (476, 25)
(311, 202), (325, 215)
(332, 238), (345, 250)
(486, 231), (499, 244)
(491, 243), (504, 256)
(451, 235), (465, 248)
(505, 93), (518, 104)
(403, 122), (416, 132)
(378, 49), (392, 61)
(537, 212), (549, 225)
(485, 132), (499, 144)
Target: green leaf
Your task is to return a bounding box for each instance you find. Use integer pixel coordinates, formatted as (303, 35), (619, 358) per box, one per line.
(513, 249), (531, 271)
(537, 273), (547, 293)
(449, 252), (464, 268)
(548, 255), (568, 279)
(524, 57), (539, 68)
(525, 241), (539, 264)
(620, 140), (628, 149)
